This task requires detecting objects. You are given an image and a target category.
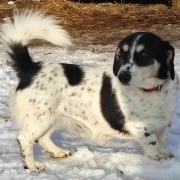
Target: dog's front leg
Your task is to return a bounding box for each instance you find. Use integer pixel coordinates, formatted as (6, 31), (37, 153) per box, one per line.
(126, 122), (162, 160)
(156, 125), (173, 159)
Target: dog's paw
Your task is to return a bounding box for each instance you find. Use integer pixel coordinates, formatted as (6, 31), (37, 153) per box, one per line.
(24, 161), (45, 172)
(50, 149), (72, 159)
(158, 148), (174, 159)
(146, 150), (173, 160)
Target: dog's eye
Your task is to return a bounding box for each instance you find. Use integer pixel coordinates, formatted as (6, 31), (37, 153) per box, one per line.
(135, 50), (153, 66)
(141, 50), (149, 57)
(142, 52), (147, 56)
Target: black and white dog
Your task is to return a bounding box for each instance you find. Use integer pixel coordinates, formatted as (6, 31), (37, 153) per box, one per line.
(1, 11), (179, 171)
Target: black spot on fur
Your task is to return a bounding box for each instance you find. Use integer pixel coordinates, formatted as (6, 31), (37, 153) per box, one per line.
(149, 141), (156, 145)
(70, 92), (77, 96)
(8, 44), (41, 91)
(37, 114), (42, 119)
(61, 63), (84, 85)
(120, 170), (124, 175)
(100, 73), (129, 135)
(23, 165), (29, 169)
(144, 132), (150, 137)
(49, 77), (53, 81)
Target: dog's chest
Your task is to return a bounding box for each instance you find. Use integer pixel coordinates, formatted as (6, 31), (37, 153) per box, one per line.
(117, 86), (175, 129)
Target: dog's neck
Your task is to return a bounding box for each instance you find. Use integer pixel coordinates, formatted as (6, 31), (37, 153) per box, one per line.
(136, 77), (164, 91)
(135, 77), (166, 92)
(141, 84), (163, 92)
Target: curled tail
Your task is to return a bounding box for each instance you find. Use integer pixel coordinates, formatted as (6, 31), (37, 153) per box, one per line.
(1, 10), (72, 90)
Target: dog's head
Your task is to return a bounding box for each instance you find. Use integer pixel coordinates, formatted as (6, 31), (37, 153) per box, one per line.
(113, 32), (175, 87)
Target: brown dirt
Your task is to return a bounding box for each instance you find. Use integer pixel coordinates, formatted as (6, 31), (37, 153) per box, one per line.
(1, 0), (180, 50)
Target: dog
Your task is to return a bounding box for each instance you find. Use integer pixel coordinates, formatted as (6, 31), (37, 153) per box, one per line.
(1, 10), (179, 172)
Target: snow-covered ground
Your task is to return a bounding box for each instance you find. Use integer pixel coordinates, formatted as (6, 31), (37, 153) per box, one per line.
(0, 43), (180, 180)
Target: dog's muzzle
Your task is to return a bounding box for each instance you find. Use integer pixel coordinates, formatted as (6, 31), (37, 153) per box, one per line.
(118, 71), (131, 85)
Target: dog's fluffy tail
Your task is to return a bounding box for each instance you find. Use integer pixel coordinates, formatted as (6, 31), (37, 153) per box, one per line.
(1, 10), (72, 48)
(1, 10), (72, 80)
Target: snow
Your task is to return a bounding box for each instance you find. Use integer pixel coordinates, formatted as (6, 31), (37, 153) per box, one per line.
(0, 42), (180, 180)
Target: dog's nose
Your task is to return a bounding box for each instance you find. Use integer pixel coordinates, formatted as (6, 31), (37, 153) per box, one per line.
(118, 72), (131, 85)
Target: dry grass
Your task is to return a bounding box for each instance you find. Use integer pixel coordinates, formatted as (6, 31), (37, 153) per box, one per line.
(37, 0), (180, 46)
(1, 0), (180, 47)
(40, 0), (180, 29)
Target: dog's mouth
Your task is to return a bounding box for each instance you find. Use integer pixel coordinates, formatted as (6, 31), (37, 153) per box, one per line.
(120, 82), (129, 86)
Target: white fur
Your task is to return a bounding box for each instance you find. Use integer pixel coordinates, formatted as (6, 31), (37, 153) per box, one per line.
(1, 10), (72, 49)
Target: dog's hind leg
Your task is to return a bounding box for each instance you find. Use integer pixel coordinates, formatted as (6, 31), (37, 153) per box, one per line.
(17, 114), (53, 172)
(38, 126), (72, 158)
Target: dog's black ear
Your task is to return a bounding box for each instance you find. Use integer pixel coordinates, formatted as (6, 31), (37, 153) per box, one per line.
(164, 42), (175, 80)
(113, 47), (122, 76)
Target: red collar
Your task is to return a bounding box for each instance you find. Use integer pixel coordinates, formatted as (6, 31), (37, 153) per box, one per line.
(142, 84), (163, 92)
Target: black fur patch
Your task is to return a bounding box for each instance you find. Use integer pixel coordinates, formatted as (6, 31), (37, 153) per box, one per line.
(61, 63), (84, 85)
(149, 141), (156, 145)
(8, 44), (41, 91)
(100, 73), (128, 135)
(144, 132), (150, 137)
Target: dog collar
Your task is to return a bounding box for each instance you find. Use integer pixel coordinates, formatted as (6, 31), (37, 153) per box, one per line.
(142, 84), (163, 92)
